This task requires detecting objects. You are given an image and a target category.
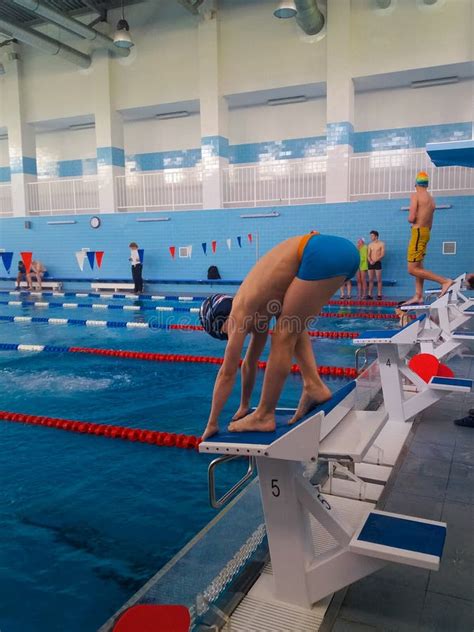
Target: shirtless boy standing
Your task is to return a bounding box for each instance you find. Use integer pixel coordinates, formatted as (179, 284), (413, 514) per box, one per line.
(404, 171), (453, 304)
(199, 233), (359, 439)
(367, 230), (385, 300)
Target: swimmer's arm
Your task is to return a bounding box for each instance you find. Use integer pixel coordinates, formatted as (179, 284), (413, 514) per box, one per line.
(408, 194), (418, 224)
(204, 330), (247, 435)
(239, 330), (269, 412)
(379, 241), (385, 259)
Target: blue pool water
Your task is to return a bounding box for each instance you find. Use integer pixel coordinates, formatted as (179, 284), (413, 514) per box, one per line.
(0, 299), (395, 631)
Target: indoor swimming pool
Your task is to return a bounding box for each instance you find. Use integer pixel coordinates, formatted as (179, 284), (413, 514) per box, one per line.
(0, 293), (395, 631)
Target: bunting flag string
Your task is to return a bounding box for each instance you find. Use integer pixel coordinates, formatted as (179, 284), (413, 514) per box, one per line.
(167, 233), (255, 261)
(169, 246), (176, 259)
(237, 236), (242, 248)
(248, 233), (253, 244)
(75, 251), (86, 272)
(226, 239), (232, 250)
(95, 251), (104, 269)
(138, 249), (144, 263)
(20, 252), (33, 274)
(201, 243), (207, 255)
(211, 240), (217, 254)
(0, 252), (14, 274)
(86, 251), (95, 270)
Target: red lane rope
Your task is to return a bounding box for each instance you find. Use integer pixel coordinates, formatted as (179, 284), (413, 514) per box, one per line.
(0, 410), (202, 450)
(328, 299), (398, 307)
(68, 347), (358, 378)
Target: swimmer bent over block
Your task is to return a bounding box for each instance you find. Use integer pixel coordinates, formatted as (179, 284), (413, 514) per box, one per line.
(199, 233), (359, 439)
(404, 172), (453, 305)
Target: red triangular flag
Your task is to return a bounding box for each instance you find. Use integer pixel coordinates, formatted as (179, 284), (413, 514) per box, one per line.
(169, 246), (176, 259)
(95, 251), (104, 268)
(20, 251), (33, 274)
(248, 233), (253, 243)
(211, 241), (217, 253)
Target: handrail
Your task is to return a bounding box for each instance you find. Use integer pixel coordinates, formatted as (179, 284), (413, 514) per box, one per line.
(355, 344), (373, 374)
(208, 455), (256, 509)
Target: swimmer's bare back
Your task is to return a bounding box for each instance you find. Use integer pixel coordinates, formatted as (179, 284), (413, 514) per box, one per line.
(231, 236), (302, 319)
(411, 189), (435, 229)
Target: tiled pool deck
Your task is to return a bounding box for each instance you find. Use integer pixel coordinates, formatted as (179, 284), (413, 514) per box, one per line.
(331, 356), (474, 632)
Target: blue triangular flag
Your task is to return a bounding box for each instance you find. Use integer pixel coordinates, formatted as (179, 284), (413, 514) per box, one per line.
(138, 249), (144, 263)
(1, 251), (14, 273)
(237, 236), (242, 248)
(86, 251), (95, 270)
(202, 242), (207, 255)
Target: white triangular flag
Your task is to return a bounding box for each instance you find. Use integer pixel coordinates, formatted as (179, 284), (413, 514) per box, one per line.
(188, 245), (193, 258)
(226, 238), (232, 250)
(75, 250), (86, 271)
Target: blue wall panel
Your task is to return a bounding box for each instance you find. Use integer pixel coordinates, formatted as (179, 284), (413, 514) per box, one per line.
(0, 196), (472, 295)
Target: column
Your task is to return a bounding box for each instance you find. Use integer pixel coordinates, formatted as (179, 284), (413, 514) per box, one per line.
(3, 43), (37, 217)
(198, 0), (229, 210)
(93, 50), (124, 214)
(325, 1), (354, 203)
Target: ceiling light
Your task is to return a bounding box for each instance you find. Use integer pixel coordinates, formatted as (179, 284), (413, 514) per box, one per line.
(114, 0), (134, 49)
(156, 111), (190, 120)
(411, 76), (458, 88)
(273, 1), (297, 18)
(267, 95), (307, 106)
(69, 122), (96, 130)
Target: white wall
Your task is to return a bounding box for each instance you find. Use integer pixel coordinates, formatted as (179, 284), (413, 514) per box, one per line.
(219, 0), (326, 95)
(355, 80), (474, 131)
(351, 0), (473, 77)
(124, 114), (201, 154)
(229, 99), (327, 144)
(0, 139), (8, 167)
(35, 128), (96, 167)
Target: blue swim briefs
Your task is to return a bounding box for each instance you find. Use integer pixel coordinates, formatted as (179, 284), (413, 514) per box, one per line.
(296, 234), (360, 282)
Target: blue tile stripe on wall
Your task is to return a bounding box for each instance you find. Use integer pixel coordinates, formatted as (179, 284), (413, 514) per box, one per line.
(10, 156), (37, 176)
(97, 146), (125, 169)
(4, 122), (471, 181)
(327, 122), (354, 148)
(0, 166), (11, 183)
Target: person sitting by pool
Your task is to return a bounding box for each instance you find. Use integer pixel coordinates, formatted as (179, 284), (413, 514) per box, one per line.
(15, 260), (27, 290)
(199, 232), (359, 439)
(27, 260), (46, 291)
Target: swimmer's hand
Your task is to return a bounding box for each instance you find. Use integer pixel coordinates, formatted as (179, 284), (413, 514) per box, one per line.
(202, 422), (219, 441)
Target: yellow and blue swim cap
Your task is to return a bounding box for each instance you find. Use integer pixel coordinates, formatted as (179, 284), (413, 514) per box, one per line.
(415, 171), (429, 187)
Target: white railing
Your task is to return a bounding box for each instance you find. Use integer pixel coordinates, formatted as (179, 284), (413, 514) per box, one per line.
(28, 177), (100, 215)
(116, 168), (203, 212)
(0, 184), (13, 217)
(350, 150), (474, 200)
(223, 158), (327, 207)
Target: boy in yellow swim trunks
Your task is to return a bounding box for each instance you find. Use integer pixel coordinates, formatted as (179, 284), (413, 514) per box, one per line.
(404, 172), (453, 305)
(199, 233), (359, 439)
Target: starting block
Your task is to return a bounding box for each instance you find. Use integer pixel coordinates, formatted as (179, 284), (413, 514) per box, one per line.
(354, 316), (472, 424)
(200, 392), (447, 609)
(401, 274), (474, 360)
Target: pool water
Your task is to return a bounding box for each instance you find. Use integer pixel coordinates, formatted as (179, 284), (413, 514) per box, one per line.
(0, 298), (395, 631)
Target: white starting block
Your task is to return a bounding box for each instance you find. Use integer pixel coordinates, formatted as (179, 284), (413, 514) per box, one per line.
(200, 397), (447, 609)
(354, 315), (473, 424)
(91, 282), (137, 293)
(401, 274), (474, 360)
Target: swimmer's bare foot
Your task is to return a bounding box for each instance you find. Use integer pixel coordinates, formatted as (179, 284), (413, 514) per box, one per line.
(439, 279), (455, 298)
(228, 409), (276, 433)
(401, 295), (424, 306)
(202, 423), (219, 441)
(231, 406), (251, 421)
(289, 383), (332, 425)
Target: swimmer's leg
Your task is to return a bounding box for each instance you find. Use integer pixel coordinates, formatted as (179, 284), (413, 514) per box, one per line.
(289, 331), (331, 425)
(229, 276), (344, 433)
(408, 261), (453, 298)
(368, 269), (375, 298)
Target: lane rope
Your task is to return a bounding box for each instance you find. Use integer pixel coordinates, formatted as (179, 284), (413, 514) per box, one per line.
(0, 409), (201, 449)
(0, 343), (358, 378)
(0, 290), (398, 308)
